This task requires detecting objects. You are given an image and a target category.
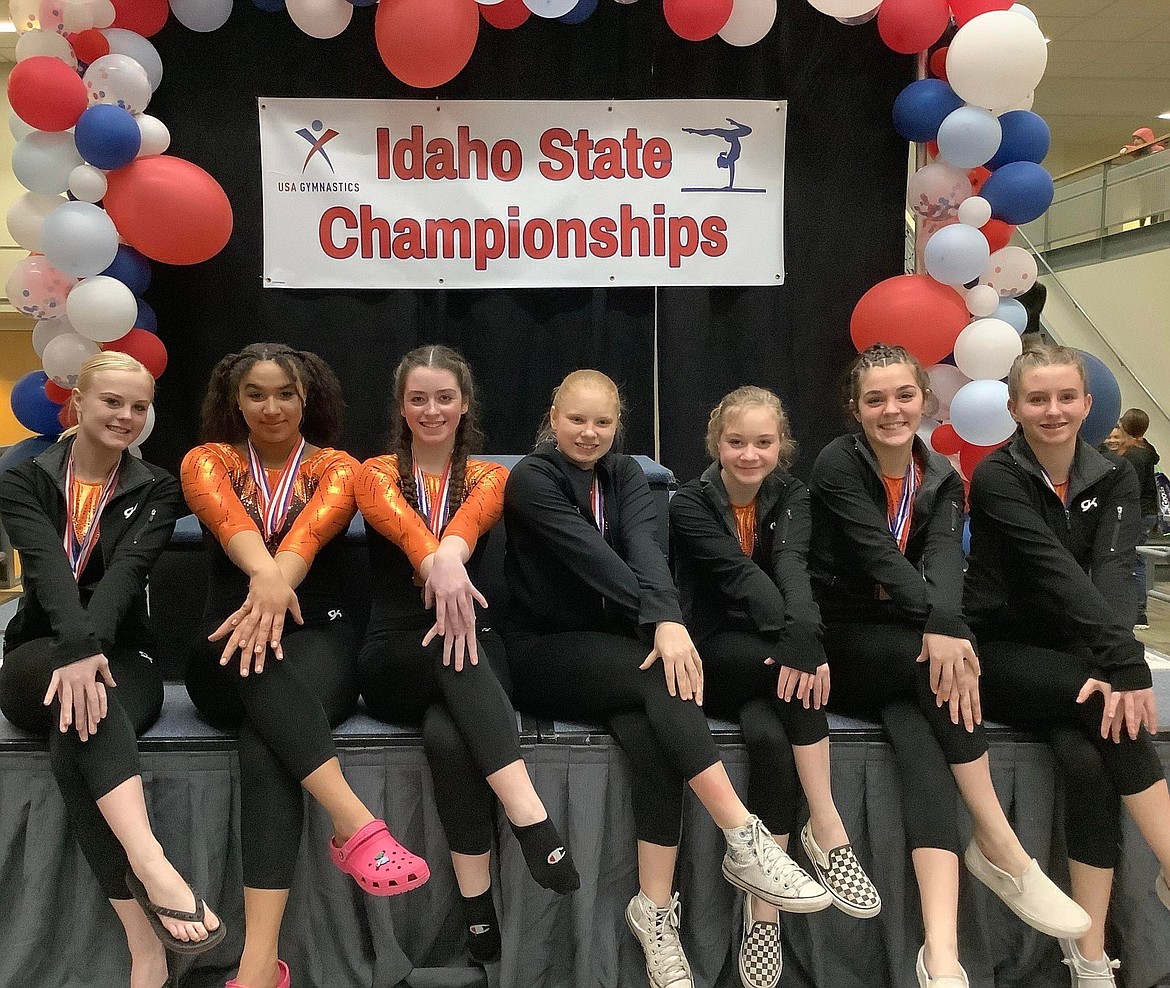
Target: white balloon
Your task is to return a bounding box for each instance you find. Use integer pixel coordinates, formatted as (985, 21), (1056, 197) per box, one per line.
(41, 200), (119, 277)
(13, 131), (85, 195)
(84, 53), (152, 115)
(6, 192), (66, 251)
(836, 5), (878, 24)
(66, 275), (137, 342)
(61, 0), (96, 31)
(917, 416), (940, 447)
(8, 108), (37, 141)
(523, 0), (577, 16)
(719, 0), (776, 46)
(32, 315), (75, 356)
(1009, 3), (1036, 25)
(42, 331), (100, 389)
(15, 27), (78, 65)
(992, 91), (1034, 116)
(953, 318), (1023, 380)
(805, 0), (879, 16)
(68, 164), (108, 203)
(958, 195), (992, 228)
(927, 363), (971, 421)
(476, 0), (506, 4)
(286, 0), (351, 38)
(135, 114), (171, 156)
(135, 403), (156, 445)
(950, 379), (1015, 446)
(9, 0), (40, 32)
(169, 0), (233, 32)
(980, 245), (1038, 298)
(946, 11), (1047, 111)
(907, 161), (971, 226)
(102, 28), (164, 91)
(964, 283), (1000, 317)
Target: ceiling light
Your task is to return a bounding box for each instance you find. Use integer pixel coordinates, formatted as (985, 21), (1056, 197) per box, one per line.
(0, 19), (17, 31)
(1160, 111), (1170, 121)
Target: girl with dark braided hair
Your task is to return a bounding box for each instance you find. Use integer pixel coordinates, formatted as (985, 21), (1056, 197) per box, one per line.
(356, 345), (578, 966)
(182, 344), (428, 988)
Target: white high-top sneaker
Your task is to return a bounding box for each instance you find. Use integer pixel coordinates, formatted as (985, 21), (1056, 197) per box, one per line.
(625, 890), (694, 988)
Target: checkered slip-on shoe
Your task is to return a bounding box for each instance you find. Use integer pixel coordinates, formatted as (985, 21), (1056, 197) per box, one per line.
(800, 822), (881, 919)
(738, 896), (782, 988)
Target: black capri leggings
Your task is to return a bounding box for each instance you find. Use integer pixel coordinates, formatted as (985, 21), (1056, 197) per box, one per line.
(507, 629), (721, 847)
(976, 636), (1166, 870)
(701, 630), (829, 837)
(0, 638), (163, 899)
(824, 621), (988, 855)
(186, 618), (359, 890)
(358, 625), (522, 856)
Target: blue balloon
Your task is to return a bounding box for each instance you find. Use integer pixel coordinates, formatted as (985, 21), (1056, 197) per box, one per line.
(343, 0), (376, 6)
(11, 371), (64, 437)
(252, 0), (285, 8)
(0, 434), (56, 475)
(924, 223), (990, 286)
(74, 104), (142, 171)
(102, 245), (152, 297)
(986, 111), (1050, 170)
(559, 0), (598, 23)
(1078, 350), (1122, 447)
(980, 161), (1054, 225)
(892, 79), (965, 143)
(937, 106), (1002, 169)
(962, 516), (972, 556)
(994, 297), (1028, 333)
(135, 299), (158, 333)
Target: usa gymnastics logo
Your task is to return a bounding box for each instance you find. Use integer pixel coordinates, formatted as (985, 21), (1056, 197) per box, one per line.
(680, 117), (765, 194)
(296, 119), (340, 174)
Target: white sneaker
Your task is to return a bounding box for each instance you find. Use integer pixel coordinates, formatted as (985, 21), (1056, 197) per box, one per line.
(722, 816), (831, 913)
(738, 896), (781, 988)
(625, 891), (694, 988)
(963, 842), (1090, 938)
(915, 946), (969, 988)
(1059, 939), (1120, 987)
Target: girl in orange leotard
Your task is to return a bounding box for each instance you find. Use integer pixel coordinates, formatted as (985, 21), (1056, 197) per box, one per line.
(182, 344), (427, 988)
(356, 345), (578, 966)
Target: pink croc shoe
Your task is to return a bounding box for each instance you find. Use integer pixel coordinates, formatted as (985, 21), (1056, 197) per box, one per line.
(330, 819), (430, 896)
(226, 959), (290, 988)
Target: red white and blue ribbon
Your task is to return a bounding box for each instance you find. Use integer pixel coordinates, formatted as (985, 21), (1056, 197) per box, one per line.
(247, 438), (306, 542)
(63, 453), (120, 582)
(415, 459), (453, 536)
(1039, 465), (1070, 506)
(589, 473), (605, 534)
(889, 459), (919, 554)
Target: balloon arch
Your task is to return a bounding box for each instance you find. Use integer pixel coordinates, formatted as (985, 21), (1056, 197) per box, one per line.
(6, 0), (1120, 462)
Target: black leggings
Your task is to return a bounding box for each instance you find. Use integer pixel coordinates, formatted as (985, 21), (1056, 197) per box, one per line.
(186, 619), (358, 890)
(701, 630), (829, 836)
(0, 638), (163, 899)
(977, 636), (1166, 870)
(824, 621), (988, 855)
(507, 630), (721, 847)
(358, 626), (521, 856)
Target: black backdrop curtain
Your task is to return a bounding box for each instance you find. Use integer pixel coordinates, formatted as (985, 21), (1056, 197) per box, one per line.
(146, 2), (911, 481)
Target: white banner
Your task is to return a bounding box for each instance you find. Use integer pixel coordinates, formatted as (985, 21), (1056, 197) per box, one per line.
(259, 98), (785, 289)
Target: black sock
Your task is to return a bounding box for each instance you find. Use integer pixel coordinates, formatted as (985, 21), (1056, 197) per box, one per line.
(510, 818), (580, 894)
(462, 887), (501, 964)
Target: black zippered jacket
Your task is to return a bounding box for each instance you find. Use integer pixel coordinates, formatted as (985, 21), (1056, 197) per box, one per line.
(965, 432), (1148, 692)
(503, 442), (682, 639)
(1, 438), (183, 670)
(670, 462), (825, 674)
(808, 433), (970, 641)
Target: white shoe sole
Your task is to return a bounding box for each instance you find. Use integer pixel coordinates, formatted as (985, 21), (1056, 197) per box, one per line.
(721, 862), (832, 913)
(799, 826), (882, 919)
(963, 845), (1090, 939)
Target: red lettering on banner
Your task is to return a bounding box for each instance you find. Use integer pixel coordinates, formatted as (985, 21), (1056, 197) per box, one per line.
(474, 218), (506, 270)
(378, 126), (521, 181)
(539, 129), (574, 181)
(619, 204), (651, 256)
(701, 216), (728, 256)
(539, 128), (673, 181)
(523, 218), (555, 259)
(392, 218), (425, 259)
(643, 138), (671, 178)
(393, 126), (425, 179)
(507, 206), (522, 258)
(589, 216), (619, 258)
(493, 140), (522, 181)
(556, 218), (588, 258)
(320, 207), (358, 258)
(360, 204), (391, 258)
(427, 218), (473, 259)
(376, 129), (391, 180)
(622, 129), (644, 178)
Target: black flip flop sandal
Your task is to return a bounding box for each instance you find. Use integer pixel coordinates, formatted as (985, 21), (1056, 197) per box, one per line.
(125, 870), (228, 956)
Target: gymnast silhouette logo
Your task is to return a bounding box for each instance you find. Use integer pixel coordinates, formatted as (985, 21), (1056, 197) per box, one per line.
(680, 118), (766, 194)
(296, 119), (340, 174)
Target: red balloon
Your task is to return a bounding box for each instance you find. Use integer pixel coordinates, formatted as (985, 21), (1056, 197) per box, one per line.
(980, 218), (1015, 252)
(930, 422), (962, 456)
(851, 274), (970, 367)
(7, 56), (88, 132)
(663, 0), (733, 41)
(958, 437), (1003, 477)
(103, 328), (167, 379)
(110, 0), (169, 36)
(967, 165), (991, 195)
(375, 0), (479, 90)
(44, 379), (71, 405)
(926, 139), (939, 160)
(948, 0), (1012, 27)
(929, 46), (948, 81)
(59, 402), (78, 429)
(877, 0), (950, 55)
(103, 156), (233, 265)
(481, 0), (529, 29)
(69, 29), (111, 64)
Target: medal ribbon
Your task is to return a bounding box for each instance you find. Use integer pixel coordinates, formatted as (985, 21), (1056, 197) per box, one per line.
(415, 459), (453, 536)
(63, 452), (120, 582)
(889, 458), (919, 554)
(589, 473), (605, 534)
(246, 438), (306, 541)
(1039, 466), (1070, 507)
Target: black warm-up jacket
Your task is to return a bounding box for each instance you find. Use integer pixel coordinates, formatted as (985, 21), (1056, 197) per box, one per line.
(807, 433), (970, 641)
(1, 438), (183, 670)
(965, 432), (1149, 692)
(503, 442), (683, 639)
(669, 462), (826, 674)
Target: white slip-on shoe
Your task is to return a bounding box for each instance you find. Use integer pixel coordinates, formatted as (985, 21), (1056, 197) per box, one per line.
(625, 890), (694, 988)
(915, 946), (969, 988)
(738, 895), (782, 988)
(722, 816), (832, 913)
(1059, 939), (1120, 987)
(800, 822), (881, 919)
(963, 842), (1091, 939)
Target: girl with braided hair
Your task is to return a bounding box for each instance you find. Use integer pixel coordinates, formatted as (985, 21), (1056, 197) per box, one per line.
(182, 344), (428, 988)
(356, 345), (578, 966)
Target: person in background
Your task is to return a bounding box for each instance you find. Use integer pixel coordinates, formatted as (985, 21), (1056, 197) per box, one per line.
(1119, 127), (1165, 157)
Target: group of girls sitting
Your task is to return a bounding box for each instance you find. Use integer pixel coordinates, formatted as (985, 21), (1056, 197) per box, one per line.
(0, 339), (1166, 988)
